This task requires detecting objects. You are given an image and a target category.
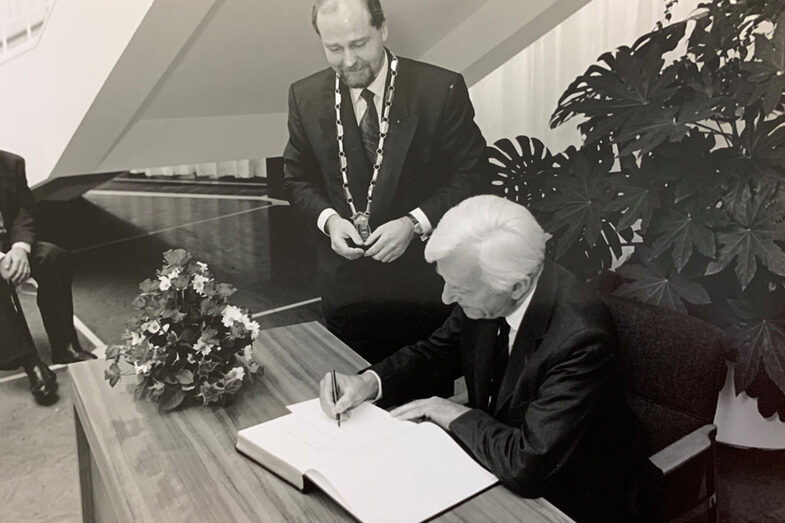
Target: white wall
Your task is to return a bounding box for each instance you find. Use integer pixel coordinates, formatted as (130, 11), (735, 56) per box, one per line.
(469, 0), (698, 152)
(0, 0), (153, 186)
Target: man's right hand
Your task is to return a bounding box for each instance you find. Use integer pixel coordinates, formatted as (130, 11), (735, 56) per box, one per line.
(326, 215), (365, 260)
(319, 371), (379, 421)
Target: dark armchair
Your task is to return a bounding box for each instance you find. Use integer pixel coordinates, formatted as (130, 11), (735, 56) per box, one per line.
(602, 294), (728, 522)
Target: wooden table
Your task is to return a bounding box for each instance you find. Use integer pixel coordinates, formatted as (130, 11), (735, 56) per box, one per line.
(70, 321), (572, 522)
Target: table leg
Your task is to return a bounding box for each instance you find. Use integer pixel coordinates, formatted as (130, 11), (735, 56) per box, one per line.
(74, 405), (95, 523)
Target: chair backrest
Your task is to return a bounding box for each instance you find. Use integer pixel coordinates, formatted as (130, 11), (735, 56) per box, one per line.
(602, 295), (728, 454)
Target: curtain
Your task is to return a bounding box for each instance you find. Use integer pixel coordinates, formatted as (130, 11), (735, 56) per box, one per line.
(469, 0), (700, 153)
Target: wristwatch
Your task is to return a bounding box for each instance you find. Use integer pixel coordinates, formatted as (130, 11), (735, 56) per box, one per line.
(404, 213), (423, 235)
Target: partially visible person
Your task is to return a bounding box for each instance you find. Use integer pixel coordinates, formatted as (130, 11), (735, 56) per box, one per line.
(319, 195), (637, 522)
(0, 150), (95, 380)
(283, 0), (489, 363)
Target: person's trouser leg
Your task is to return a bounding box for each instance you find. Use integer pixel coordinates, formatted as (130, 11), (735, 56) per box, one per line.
(0, 278), (39, 370)
(29, 242), (78, 360)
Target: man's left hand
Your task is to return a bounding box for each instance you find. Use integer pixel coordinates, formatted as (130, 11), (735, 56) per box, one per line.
(390, 397), (471, 431)
(0, 247), (31, 285)
(363, 217), (415, 263)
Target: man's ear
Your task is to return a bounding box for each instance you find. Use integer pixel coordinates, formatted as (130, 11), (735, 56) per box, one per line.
(510, 278), (530, 301)
(380, 23), (389, 42)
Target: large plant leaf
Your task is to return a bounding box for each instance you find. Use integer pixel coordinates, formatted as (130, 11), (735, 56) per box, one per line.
(648, 202), (729, 272)
(606, 154), (666, 232)
(740, 13), (785, 113)
(728, 285), (785, 398)
(538, 146), (613, 258)
(615, 259), (711, 313)
(706, 184), (785, 288)
(487, 136), (559, 206)
(550, 23), (686, 137)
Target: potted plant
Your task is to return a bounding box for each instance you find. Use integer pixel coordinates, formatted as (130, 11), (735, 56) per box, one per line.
(488, 0), (785, 418)
(104, 249), (262, 411)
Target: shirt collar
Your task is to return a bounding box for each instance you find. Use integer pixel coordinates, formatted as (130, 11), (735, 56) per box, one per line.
(350, 51), (389, 107)
(505, 280), (538, 332)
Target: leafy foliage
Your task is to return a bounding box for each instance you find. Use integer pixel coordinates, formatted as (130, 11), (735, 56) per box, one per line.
(489, 0), (785, 413)
(104, 249), (262, 411)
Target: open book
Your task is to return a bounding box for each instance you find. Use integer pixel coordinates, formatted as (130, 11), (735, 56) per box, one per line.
(236, 398), (498, 523)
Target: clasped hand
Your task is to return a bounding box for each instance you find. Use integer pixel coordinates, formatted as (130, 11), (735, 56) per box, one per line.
(319, 372), (470, 431)
(327, 215), (415, 263)
(0, 247), (30, 285)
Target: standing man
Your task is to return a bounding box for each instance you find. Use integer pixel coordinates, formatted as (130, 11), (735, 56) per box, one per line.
(283, 0), (489, 363)
(0, 150), (96, 380)
(320, 196), (637, 522)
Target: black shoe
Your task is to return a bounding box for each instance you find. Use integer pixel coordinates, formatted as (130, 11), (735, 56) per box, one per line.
(52, 342), (98, 364)
(24, 361), (58, 405)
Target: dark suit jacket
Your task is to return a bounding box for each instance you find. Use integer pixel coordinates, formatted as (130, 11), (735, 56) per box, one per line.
(0, 151), (35, 250)
(371, 263), (636, 522)
(282, 55), (488, 311)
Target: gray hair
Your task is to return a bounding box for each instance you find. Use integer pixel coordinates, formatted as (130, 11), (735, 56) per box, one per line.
(425, 195), (550, 292)
(312, 0), (386, 35)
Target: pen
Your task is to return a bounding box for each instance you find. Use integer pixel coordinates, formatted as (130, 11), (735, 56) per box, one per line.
(331, 369), (341, 427)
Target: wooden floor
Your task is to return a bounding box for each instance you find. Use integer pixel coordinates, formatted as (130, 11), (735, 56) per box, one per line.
(1, 180), (784, 522)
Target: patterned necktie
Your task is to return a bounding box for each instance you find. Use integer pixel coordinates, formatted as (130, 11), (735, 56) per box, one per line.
(489, 319), (511, 410)
(359, 88), (380, 166)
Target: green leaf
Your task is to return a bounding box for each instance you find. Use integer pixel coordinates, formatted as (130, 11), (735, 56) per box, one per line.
(539, 151), (610, 257)
(139, 278), (159, 293)
(175, 369), (194, 385)
(728, 286), (785, 396)
(706, 184), (785, 288)
(159, 388), (186, 412)
(648, 203), (728, 271)
(104, 344), (121, 360)
(487, 136), (559, 206)
(104, 362), (122, 388)
(163, 249), (192, 268)
(615, 261), (711, 313)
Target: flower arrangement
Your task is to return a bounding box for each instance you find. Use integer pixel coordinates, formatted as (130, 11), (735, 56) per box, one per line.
(105, 249), (261, 411)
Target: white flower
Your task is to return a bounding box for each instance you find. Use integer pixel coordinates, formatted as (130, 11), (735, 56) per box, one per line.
(142, 320), (161, 334)
(194, 337), (213, 356)
(221, 305), (245, 327)
(130, 331), (144, 346)
(225, 367), (245, 382)
(192, 274), (208, 295)
(243, 318), (260, 339)
(158, 276), (172, 291)
(162, 323), (170, 333)
(134, 361), (152, 375)
(196, 261), (209, 272)
(241, 345), (254, 360)
(168, 268), (181, 279)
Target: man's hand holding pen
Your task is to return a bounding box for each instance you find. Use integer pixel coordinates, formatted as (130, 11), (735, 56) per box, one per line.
(319, 371), (379, 423)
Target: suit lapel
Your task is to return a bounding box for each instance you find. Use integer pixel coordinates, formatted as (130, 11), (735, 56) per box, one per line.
(370, 58), (418, 221)
(493, 263), (558, 416)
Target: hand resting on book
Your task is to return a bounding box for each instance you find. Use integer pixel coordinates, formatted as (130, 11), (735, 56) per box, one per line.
(389, 397), (470, 431)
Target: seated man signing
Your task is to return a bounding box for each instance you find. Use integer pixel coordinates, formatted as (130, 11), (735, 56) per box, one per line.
(320, 195), (637, 523)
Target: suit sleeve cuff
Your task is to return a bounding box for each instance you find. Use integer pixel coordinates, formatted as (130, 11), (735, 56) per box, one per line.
(362, 370), (383, 402)
(409, 208), (432, 235)
(11, 242), (31, 254)
(317, 208), (339, 236)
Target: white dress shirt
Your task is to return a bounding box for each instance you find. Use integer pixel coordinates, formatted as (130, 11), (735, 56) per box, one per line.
(316, 52), (432, 237)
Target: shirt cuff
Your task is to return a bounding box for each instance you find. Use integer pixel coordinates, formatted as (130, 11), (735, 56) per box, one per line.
(11, 242), (31, 254)
(317, 208), (339, 236)
(408, 208), (433, 235)
(363, 370), (383, 402)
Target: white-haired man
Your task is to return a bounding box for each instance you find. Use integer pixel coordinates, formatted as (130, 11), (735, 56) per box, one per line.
(320, 195), (636, 522)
